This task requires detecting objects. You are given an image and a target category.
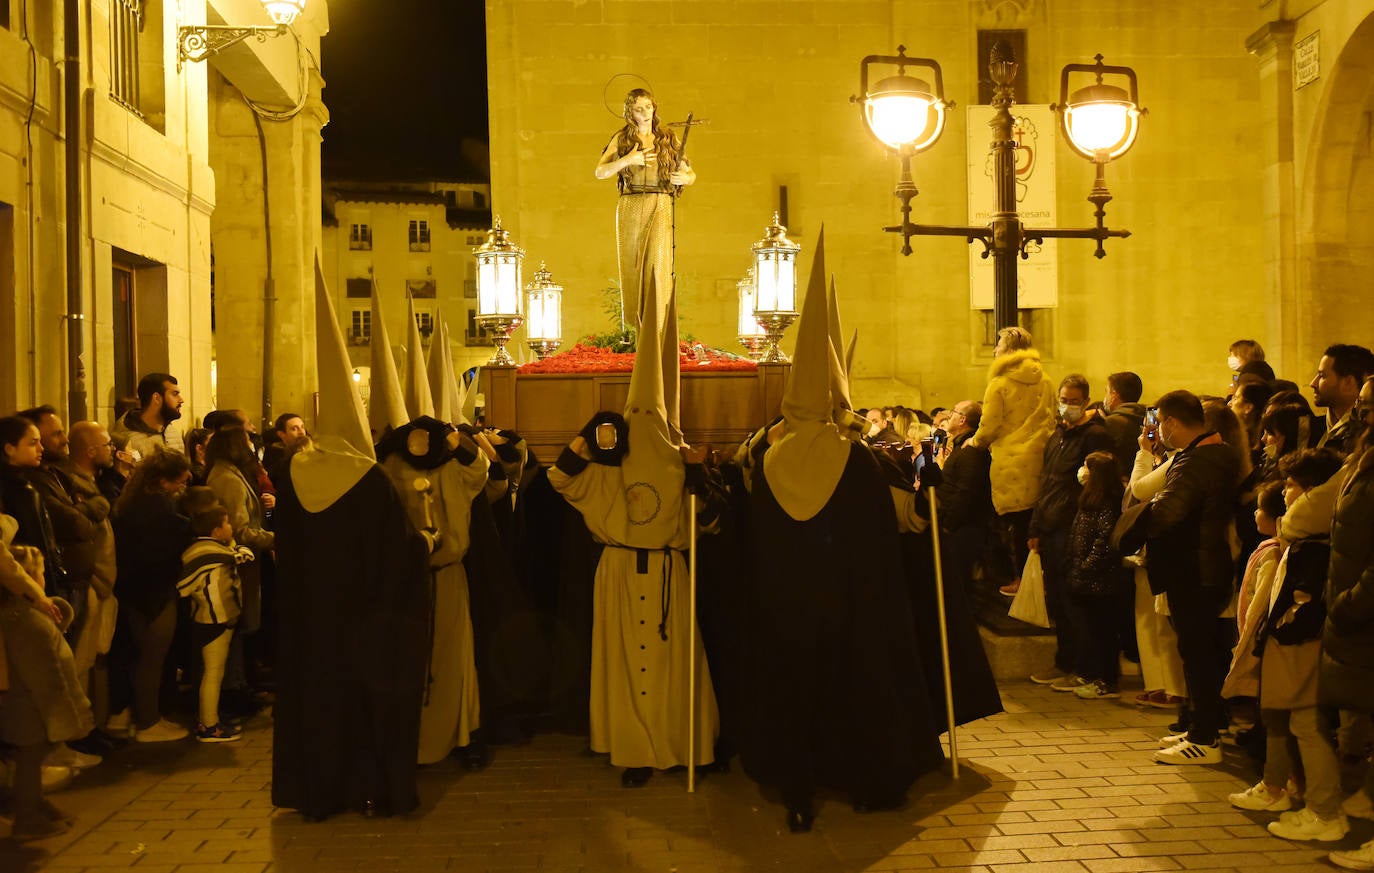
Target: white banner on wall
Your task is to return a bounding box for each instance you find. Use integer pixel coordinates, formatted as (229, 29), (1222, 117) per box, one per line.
(967, 104), (1058, 310)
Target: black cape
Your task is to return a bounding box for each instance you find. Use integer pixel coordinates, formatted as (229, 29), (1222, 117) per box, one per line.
(741, 442), (945, 803)
(271, 462), (430, 819)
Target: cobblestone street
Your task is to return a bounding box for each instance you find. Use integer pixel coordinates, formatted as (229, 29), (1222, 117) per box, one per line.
(3, 682), (1362, 872)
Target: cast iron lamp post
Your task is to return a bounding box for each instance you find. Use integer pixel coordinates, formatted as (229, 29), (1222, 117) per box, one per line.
(856, 43), (1144, 331)
(177, 0), (305, 70)
(474, 217), (525, 366)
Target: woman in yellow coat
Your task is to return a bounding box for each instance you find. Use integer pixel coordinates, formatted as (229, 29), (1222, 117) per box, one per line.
(969, 327), (1057, 594)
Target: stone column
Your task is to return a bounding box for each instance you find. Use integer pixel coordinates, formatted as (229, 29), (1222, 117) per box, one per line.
(209, 68), (328, 427)
(1246, 21), (1298, 375)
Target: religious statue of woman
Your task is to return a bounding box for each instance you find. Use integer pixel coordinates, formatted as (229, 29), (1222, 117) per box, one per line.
(595, 88), (696, 342)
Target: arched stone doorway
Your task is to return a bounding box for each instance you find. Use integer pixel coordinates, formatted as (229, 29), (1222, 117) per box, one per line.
(1299, 12), (1374, 365)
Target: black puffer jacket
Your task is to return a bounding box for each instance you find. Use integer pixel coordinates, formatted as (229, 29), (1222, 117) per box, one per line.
(1141, 434), (1240, 601)
(1102, 403), (1146, 480)
(0, 464), (68, 593)
(1321, 463), (1374, 708)
(936, 432), (994, 532)
(1028, 415), (1113, 538)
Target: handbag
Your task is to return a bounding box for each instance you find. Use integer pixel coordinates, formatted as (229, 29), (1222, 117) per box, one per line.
(1111, 498), (1151, 556)
(1008, 551), (1052, 628)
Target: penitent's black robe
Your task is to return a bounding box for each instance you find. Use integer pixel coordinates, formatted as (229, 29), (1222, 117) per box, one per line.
(271, 463), (430, 820)
(741, 441), (946, 804)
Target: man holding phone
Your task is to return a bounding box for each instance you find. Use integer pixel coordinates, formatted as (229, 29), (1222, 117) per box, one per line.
(1124, 391), (1240, 764)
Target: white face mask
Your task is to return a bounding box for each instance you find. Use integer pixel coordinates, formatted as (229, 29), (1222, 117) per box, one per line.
(867, 420), (882, 438)
(1227, 355), (1242, 372)
(1076, 466), (1089, 486)
(1058, 402), (1085, 424)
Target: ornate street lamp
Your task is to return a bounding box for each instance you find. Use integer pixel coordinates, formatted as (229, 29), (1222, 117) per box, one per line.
(1055, 54), (1144, 258)
(177, 0), (305, 71)
(524, 262), (563, 361)
(855, 42), (1144, 330)
(474, 217), (525, 366)
(751, 213), (801, 363)
(736, 266), (767, 360)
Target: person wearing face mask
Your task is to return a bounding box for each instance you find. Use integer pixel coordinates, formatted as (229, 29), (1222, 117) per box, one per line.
(1025, 375), (1114, 690)
(1118, 391), (1242, 765)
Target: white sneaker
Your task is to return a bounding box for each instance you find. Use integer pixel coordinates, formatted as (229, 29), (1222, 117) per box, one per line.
(41, 764), (74, 792)
(1331, 837), (1374, 870)
(1267, 807), (1350, 842)
(1158, 732), (1188, 749)
(135, 718), (188, 743)
(1343, 789), (1374, 822)
(105, 707), (132, 736)
(1228, 780), (1291, 812)
(46, 744), (102, 771)
(1153, 739), (1222, 765)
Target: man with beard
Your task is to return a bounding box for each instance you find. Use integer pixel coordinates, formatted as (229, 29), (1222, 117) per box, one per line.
(112, 373), (186, 456)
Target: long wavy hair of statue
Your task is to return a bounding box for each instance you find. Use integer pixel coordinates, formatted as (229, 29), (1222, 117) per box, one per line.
(615, 88), (680, 191)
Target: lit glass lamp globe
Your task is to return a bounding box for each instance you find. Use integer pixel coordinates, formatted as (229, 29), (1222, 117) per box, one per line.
(261, 0), (306, 26)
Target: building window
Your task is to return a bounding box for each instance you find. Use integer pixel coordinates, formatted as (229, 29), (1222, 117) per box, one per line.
(415, 311), (433, 339)
(0, 2), (10, 29)
(978, 309), (1051, 356)
(466, 234), (484, 247)
(473, 191), (487, 209)
(407, 279), (437, 299)
(349, 223), (372, 251)
(109, 0), (166, 133)
(345, 278), (372, 298)
(409, 219), (431, 252)
(348, 310), (371, 345)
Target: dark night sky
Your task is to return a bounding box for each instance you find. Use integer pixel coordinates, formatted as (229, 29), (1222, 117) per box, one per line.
(320, 0), (488, 180)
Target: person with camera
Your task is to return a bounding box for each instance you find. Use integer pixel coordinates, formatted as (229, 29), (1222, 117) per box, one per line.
(1120, 391), (1241, 765)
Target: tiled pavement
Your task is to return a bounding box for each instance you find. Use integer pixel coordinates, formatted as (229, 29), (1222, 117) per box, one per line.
(3, 682), (1365, 872)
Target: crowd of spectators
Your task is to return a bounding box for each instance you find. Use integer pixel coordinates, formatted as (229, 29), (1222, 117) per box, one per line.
(0, 372), (311, 838)
(3, 333), (1374, 868)
(854, 333), (1374, 867)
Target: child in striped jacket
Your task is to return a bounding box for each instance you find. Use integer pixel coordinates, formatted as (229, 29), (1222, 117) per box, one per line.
(177, 505), (254, 743)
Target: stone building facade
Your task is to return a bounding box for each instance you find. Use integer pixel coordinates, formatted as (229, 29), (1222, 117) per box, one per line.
(320, 179), (494, 401)
(0, 0), (328, 429)
(485, 0), (1374, 408)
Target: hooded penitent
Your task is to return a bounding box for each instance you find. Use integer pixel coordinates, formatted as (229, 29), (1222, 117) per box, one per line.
(460, 367), (480, 428)
(762, 229), (851, 522)
(428, 311), (456, 425)
(826, 276), (866, 441)
(369, 282), (409, 435)
(619, 266), (687, 546)
(272, 254), (431, 821)
(403, 292), (435, 420)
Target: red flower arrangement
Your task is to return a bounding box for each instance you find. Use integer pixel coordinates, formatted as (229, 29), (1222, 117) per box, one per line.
(518, 340), (758, 374)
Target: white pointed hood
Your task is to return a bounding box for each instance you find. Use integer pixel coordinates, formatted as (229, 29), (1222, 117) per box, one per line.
(620, 265), (686, 546)
(368, 282), (409, 433)
(442, 321), (467, 427)
(403, 293), (435, 419)
(427, 309), (454, 424)
(827, 275), (854, 415)
(763, 228), (851, 521)
(291, 256), (377, 513)
(460, 366), (480, 427)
